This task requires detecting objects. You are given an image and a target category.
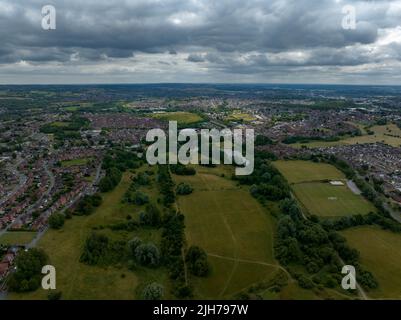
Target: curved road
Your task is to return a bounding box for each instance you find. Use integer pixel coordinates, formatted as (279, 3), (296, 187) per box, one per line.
(0, 162), (54, 238)
(0, 163), (27, 207)
(27, 162), (102, 249)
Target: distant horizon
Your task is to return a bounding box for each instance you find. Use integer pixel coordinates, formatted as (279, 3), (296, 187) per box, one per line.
(2, 82), (401, 87)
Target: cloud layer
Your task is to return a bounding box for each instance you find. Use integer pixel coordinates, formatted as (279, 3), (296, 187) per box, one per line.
(1, 0), (401, 84)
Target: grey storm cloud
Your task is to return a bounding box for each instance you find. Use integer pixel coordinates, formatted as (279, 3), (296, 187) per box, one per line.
(1, 0), (401, 84)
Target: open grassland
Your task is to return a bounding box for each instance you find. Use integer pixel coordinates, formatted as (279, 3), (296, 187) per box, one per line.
(292, 183), (375, 217)
(151, 111), (204, 125)
(290, 140), (347, 148)
(341, 226), (401, 299)
(63, 106), (79, 112)
(0, 232), (37, 246)
(291, 123), (401, 148)
(9, 168), (169, 300)
(274, 160), (345, 184)
(345, 124), (401, 147)
(61, 157), (92, 167)
(225, 111), (256, 122)
(173, 165), (281, 299)
(49, 121), (69, 127)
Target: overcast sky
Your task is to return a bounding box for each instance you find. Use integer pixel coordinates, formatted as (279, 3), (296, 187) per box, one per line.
(1, 0), (401, 84)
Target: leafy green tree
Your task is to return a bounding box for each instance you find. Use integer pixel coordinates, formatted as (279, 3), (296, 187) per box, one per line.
(170, 164), (196, 176)
(135, 243), (160, 267)
(74, 194), (102, 215)
(99, 167), (122, 192)
(176, 183), (193, 195)
(133, 191), (149, 205)
(48, 213), (65, 229)
(80, 233), (109, 265)
(128, 237), (142, 255)
(359, 269), (378, 289)
(139, 204), (161, 227)
(134, 172), (151, 186)
(185, 246), (210, 277)
(142, 282), (164, 300)
(8, 248), (48, 292)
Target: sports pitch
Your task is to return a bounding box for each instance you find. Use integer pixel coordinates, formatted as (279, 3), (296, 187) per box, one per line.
(274, 160), (345, 184)
(292, 182), (375, 217)
(275, 160), (375, 217)
(151, 111), (204, 125)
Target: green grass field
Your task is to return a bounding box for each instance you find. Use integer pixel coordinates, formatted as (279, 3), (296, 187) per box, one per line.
(9, 169), (169, 300)
(0, 232), (37, 246)
(345, 124), (401, 147)
(225, 111), (256, 123)
(173, 166), (281, 298)
(275, 160), (375, 218)
(63, 106), (79, 112)
(61, 157), (92, 167)
(291, 123), (401, 148)
(49, 121), (69, 127)
(291, 140), (347, 148)
(274, 160), (345, 184)
(292, 183), (375, 217)
(151, 111), (204, 125)
(341, 226), (401, 299)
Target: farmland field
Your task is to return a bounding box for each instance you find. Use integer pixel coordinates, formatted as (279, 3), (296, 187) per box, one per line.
(290, 140), (347, 148)
(151, 111), (204, 125)
(292, 183), (375, 217)
(173, 166), (281, 298)
(225, 111), (256, 122)
(345, 124), (401, 147)
(49, 121), (69, 127)
(291, 123), (401, 148)
(61, 157), (92, 167)
(275, 160), (375, 217)
(341, 226), (401, 299)
(274, 160), (345, 184)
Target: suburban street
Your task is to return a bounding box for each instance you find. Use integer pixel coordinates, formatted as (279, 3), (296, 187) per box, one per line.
(26, 162), (102, 249)
(0, 162), (54, 237)
(0, 160), (27, 208)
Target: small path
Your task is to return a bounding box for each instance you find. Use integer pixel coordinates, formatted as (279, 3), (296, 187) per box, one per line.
(26, 226), (48, 249)
(207, 253), (291, 279)
(383, 202), (401, 224)
(198, 173), (240, 297)
(181, 248), (189, 286)
(346, 180), (362, 195)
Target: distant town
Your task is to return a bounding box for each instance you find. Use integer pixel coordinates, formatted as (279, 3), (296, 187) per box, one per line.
(1, 84), (401, 300)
